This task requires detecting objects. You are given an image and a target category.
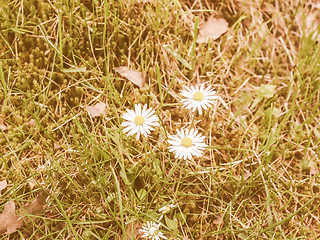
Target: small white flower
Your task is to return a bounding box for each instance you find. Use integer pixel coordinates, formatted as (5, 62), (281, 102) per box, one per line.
(168, 128), (207, 160)
(140, 221), (167, 240)
(121, 104), (159, 140)
(158, 204), (177, 214)
(180, 84), (218, 114)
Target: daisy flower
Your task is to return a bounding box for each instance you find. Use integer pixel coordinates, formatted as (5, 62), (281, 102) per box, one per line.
(140, 221), (167, 240)
(168, 128), (207, 160)
(158, 204), (178, 221)
(180, 84), (218, 114)
(158, 204), (177, 215)
(121, 104), (159, 140)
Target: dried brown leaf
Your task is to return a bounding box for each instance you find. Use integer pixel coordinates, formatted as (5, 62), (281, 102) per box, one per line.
(0, 191), (48, 235)
(296, 9), (320, 42)
(0, 200), (22, 234)
(53, 143), (61, 150)
(0, 118), (8, 131)
(307, 160), (318, 175)
(27, 119), (36, 128)
(21, 191), (48, 214)
(305, 12), (320, 42)
(115, 67), (145, 88)
(0, 180), (7, 195)
(87, 102), (107, 118)
(28, 179), (37, 190)
(136, 0), (151, 3)
(197, 17), (229, 43)
(213, 215), (224, 225)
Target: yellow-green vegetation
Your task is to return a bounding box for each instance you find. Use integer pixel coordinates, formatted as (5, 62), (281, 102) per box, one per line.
(1, 0), (320, 239)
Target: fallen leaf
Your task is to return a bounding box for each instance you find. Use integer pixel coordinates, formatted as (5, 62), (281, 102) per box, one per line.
(0, 180), (7, 195)
(307, 160), (318, 175)
(0, 117), (8, 131)
(136, 0), (151, 3)
(115, 67), (145, 88)
(180, 237), (191, 240)
(28, 179), (36, 190)
(0, 190), (48, 234)
(27, 119), (36, 128)
(305, 12), (320, 42)
(213, 215), (224, 225)
(197, 17), (229, 43)
(296, 9), (320, 42)
(87, 102), (107, 118)
(53, 142), (61, 150)
(21, 191), (48, 214)
(0, 200), (22, 234)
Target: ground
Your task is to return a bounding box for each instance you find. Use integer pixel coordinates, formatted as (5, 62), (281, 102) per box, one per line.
(0, 0), (320, 239)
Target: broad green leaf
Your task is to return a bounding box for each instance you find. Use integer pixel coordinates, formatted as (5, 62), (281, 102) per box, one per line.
(313, 127), (320, 139)
(62, 66), (87, 73)
(175, 212), (187, 224)
(136, 189), (147, 200)
(237, 233), (249, 239)
(251, 84), (277, 109)
(264, 107), (281, 119)
(153, 158), (162, 176)
(164, 215), (178, 231)
(257, 84), (277, 98)
(119, 169), (130, 185)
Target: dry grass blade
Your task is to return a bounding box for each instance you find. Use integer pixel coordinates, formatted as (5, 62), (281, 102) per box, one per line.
(197, 17), (229, 43)
(115, 67), (145, 88)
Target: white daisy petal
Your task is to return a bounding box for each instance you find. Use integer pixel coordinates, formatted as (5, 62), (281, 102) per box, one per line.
(180, 84), (218, 114)
(121, 121), (135, 127)
(121, 104), (159, 140)
(146, 116), (160, 125)
(142, 104), (148, 113)
(128, 124), (140, 136)
(122, 124), (136, 133)
(204, 85), (211, 93)
(167, 128), (207, 160)
(122, 110), (136, 121)
(136, 130), (141, 140)
(168, 137), (182, 145)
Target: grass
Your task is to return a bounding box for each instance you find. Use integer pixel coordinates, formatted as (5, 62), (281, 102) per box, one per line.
(0, 0), (320, 239)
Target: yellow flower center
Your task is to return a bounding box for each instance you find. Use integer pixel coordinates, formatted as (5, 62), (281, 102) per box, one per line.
(149, 226), (157, 235)
(181, 137), (193, 147)
(193, 92), (204, 101)
(134, 115), (145, 125)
